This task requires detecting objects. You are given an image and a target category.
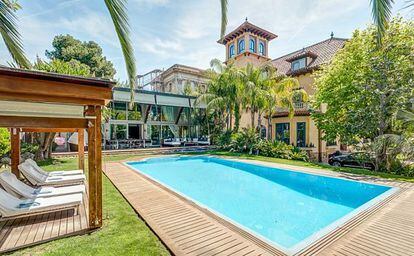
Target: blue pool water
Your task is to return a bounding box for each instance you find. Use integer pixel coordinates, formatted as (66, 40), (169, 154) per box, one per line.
(127, 156), (393, 253)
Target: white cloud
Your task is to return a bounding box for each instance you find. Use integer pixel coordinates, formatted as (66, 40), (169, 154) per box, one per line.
(139, 36), (183, 58)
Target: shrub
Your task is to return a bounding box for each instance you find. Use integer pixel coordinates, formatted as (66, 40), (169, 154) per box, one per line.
(216, 131), (233, 149)
(229, 129), (259, 154)
(0, 128), (10, 156)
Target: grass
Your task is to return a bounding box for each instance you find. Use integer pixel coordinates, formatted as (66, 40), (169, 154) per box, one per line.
(189, 150), (414, 183)
(10, 154), (169, 256)
(9, 150), (413, 255)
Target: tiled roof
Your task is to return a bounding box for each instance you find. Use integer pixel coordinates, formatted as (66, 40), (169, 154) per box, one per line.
(218, 21), (277, 45)
(161, 64), (207, 78)
(272, 37), (347, 76)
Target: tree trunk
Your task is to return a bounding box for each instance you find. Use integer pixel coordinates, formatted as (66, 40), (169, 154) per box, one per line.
(251, 108), (255, 129)
(234, 104), (240, 132)
(229, 106), (233, 131)
(257, 109), (262, 133)
(267, 117), (272, 140)
(34, 132), (56, 161)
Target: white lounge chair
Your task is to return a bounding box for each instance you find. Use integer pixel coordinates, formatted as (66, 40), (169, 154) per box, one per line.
(25, 159), (83, 176)
(163, 138), (181, 147)
(0, 171), (85, 199)
(19, 163), (85, 186)
(198, 137), (210, 145)
(0, 188), (82, 220)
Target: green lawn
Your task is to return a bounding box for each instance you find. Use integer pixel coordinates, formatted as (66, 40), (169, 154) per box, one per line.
(10, 154), (169, 256)
(10, 151), (413, 255)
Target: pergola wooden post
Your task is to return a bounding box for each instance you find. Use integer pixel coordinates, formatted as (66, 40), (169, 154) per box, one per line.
(10, 128), (20, 177)
(0, 67), (114, 230)
(78, 129), (85, 171)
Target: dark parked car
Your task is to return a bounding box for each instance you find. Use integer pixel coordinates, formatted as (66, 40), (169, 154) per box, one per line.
(328, 152), (375, 170)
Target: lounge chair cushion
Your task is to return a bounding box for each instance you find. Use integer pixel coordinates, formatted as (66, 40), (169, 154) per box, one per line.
(25, 159), (83, 176)
(0, 188), (82, 218)
(18, 163), (85, 186)
(0, 171), (85, 199)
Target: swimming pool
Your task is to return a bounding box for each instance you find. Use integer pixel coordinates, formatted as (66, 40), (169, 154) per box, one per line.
(127, 156), (396, 254)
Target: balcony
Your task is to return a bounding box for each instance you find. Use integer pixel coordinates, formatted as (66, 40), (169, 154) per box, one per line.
(272, 102), (310, 118)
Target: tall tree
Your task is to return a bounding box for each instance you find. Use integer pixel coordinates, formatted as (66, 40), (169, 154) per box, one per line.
(0, 0), (136, 99)
(312, 18), (414, 145)
(45, 34), (116, 78)
(104, 0), (136, 106)
(0, 0), (30, 68)
(220, 0), (228, 39)
(370, 0), (414, 44)
(31, 58), (92, 160)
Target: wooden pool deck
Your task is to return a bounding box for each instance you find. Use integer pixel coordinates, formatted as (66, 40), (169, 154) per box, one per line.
(0, 195), (89, 253)
(104, 156), (414, 256)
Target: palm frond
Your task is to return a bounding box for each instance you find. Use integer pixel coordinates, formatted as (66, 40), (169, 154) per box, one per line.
(397, 109), (414, 126)
(370, 0), (394, 44)
(403, 0), (414, 9)
(104, 0), (136, 108)
(0, 1), (31, 68)
(220, 0), (228, 39)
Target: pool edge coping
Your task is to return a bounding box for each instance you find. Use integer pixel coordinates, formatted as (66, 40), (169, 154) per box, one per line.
(122, 155), (409, 256)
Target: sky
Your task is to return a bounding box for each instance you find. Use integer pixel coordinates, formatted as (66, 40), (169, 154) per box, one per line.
(0, 0), (412, 81)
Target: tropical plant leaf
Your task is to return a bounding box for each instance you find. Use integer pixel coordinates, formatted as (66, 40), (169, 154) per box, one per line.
(104, 0), (136, 108)
(0, 0), (31, 68)
(370, 0), (394, 44)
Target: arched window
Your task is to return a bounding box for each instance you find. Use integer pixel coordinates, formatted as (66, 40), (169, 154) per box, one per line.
(259, 42), (265, 55)
(229, 44), (235, 58)
(238, 39), (245, 54)
(249, 38), (256, 52)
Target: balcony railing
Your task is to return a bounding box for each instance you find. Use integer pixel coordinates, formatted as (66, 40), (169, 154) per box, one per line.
(275, 102), (309, 113)
(293, 102), (308, 109)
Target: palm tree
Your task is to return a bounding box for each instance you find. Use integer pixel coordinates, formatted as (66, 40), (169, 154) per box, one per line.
(220, 0), (228, 39)
(397, 108), (414, 127)
(370, 0), (414, 44)
(262, 70), (308, 140)
(104, 0), (136, 107)
(0, 0), (136, 103)
(198, 59), (241, 131)
(239, 63), (266, 129)
(0, 0), (30, 68)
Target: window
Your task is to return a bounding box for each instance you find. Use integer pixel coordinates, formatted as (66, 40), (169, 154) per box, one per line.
(259, 41), (265, 55)
(249, 38), (256, 52)
(111, 102), (127, 120)
(128, 124), (141, 139)
(148, 105), (161, 122)
(260, 126), (267, 139)
(229, 44), (235, 58)
(291, 58), (306, 71)
(110, 124), (127, 140)
(238, 39), (245, 54)
(147, 125), (160, 145)
(128, 104), (142, 121)
(296, 122), (306, 147)
(276, 123), (290, 144)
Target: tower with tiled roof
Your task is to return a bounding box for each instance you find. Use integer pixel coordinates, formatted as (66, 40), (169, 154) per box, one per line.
(218, 19), (277, 67)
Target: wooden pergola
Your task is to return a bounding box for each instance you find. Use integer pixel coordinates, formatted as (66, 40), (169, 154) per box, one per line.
(0, 67), (115, 229)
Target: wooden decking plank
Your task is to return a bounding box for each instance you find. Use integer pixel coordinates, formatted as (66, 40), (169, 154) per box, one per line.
(15, 215), (37, 247)
(103, 158), (414, 256)
(104, 161), (285, 256)
(4, 217), (28, 249)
